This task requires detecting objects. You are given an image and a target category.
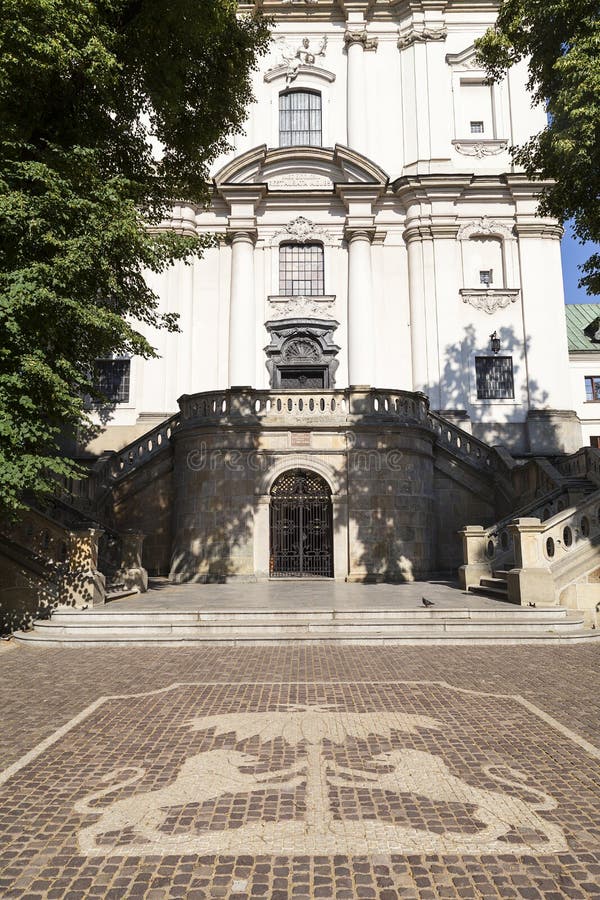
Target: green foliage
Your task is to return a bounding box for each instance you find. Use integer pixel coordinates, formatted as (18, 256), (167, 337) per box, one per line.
(476, 0), (600, 295)
(0, 0), (270, 513)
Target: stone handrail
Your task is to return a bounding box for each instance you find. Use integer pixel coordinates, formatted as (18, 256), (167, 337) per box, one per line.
(179, 387), (431, 426)
(555, 446), (600, 485)
(533, 488), (600, 572)
(427, 412), (497, 472)
(91, 413), (181, 491)
(480, 486), (568, 568)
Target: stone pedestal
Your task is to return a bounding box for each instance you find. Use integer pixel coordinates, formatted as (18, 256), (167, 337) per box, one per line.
(458, 525), (491, 589)
(507, 518), (557, 606)
(65, 528), (106, 608)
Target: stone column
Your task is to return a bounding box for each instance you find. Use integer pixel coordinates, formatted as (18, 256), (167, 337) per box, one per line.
(228, 230), (257, 388)
(405, 226), (429, 394)
(346, 228), (375, 386)
(344, 29), (377, 154)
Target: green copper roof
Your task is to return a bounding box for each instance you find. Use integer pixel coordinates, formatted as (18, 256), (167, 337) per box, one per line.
(565, 304), (600, 352)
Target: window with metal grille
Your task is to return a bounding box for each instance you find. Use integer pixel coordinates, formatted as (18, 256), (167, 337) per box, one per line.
(585, 375), (600, 401)
(279, 90), (322, 146)
(470, 120), (485, 133)
(479, 269), (493, 286)
(475, 356), (514, 400)
(95, 358), (131, 403)
(279, 242), (324, 296)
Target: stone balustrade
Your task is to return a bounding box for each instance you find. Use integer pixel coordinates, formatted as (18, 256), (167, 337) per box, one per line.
(532, 491), (600, 570)
(427, 412), (497, 472)
(178, 387), (431, 427)
(555, 446), (600, 485)
(100, 414), (181, 485)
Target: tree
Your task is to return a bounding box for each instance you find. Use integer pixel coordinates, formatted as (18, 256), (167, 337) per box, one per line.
(476, 0), (600, 295)
(0, 0), (270, 513)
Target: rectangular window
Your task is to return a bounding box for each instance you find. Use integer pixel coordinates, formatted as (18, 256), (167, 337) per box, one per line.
(279, 243), (324, 296)
(479, 269), (493, 286)
(279, 91), (322, 147)
(591, 436), (600, 448)
(475, 356), (514, 400)
(95, 359), (131, 403)
(470, 120), (485, 133)
(585, 375), (600, 401)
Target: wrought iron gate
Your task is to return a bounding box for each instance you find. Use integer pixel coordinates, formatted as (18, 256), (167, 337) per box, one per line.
(270, 470), (333, 577)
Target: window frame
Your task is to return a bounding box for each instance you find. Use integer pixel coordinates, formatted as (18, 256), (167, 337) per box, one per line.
(93, 357), (132, 405)
(584, 375), (600, 402)
(474, 355), (515, 401)
(278, 88), (322, 147)
(278, 241), (325, 297)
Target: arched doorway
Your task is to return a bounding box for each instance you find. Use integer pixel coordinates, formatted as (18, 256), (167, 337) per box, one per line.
(270, 469), (333, 577)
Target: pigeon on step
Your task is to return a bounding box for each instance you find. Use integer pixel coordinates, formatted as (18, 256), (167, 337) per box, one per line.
(422, 598), (435, 608)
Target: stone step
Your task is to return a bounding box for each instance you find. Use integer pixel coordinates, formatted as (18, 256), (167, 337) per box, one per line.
(13, 623), (599, 647)
(468, 584), (510, 599)
(46, 606), (571, 624)
(479, 577), (509, 591)
(22, 614), (586, 636)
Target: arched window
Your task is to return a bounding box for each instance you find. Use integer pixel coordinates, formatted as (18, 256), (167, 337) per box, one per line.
(279, 90), (322, 146)
(279, 242), (324, 296)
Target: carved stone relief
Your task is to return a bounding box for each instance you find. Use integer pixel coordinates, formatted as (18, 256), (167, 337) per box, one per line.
(268, 296), (335, 320)
(457, 217), (516, 241)
(397, 25), (447, 50)
(264, 319), (340, 388)
(460, 289), (520, 314)
(271, 216), (334, 245)
(273, 35), (328, 83)
(453, 140), (508, 158)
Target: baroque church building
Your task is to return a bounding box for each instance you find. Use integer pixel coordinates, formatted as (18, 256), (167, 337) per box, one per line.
(83, 0), (595, 590)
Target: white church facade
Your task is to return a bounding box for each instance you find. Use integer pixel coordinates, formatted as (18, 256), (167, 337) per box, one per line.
(83, 0), (592, 587)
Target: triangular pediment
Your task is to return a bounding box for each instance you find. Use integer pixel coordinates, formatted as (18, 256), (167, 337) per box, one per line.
(214, 144), (388, 192)
(445, 44), (483, 71)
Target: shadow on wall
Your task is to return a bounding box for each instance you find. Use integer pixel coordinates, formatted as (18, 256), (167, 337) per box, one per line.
(431, 324), (549, 437)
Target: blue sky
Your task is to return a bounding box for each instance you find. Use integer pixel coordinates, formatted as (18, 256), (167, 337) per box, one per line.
(561, 221), (598, 305)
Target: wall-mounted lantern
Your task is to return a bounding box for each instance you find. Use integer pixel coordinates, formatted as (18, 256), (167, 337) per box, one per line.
(490, 331), (501, 354)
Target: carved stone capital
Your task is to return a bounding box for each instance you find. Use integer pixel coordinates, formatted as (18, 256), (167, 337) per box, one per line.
(226, 228), (257, 246)
(344, 226), (375, 243)
(460, 288), (520, 314)
(397, 25), (447, 50)
(344, 29), (378, 51)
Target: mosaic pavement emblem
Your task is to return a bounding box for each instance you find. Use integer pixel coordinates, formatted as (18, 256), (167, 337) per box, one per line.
(71, 700), (569, 856)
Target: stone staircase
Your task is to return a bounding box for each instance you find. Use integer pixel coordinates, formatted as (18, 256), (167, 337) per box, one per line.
(468, 569), (510, 601)
(14, 600), (598, 646)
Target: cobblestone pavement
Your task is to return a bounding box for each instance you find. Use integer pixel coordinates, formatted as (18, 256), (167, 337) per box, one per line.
(1, 644), (599, 898)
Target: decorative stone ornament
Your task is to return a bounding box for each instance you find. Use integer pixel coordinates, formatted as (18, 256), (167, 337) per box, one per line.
(457, 217), (516, 241)
(275, 35), (328, 83)
(460, 288), (520, 315)
(343, 29), (378, 51)
(268, 295), (335, 320)
(264, 319), (340, 388)
(397, 25), (447, 50)
(453, 140), (508, 158)
(272, 216), (334, 245)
